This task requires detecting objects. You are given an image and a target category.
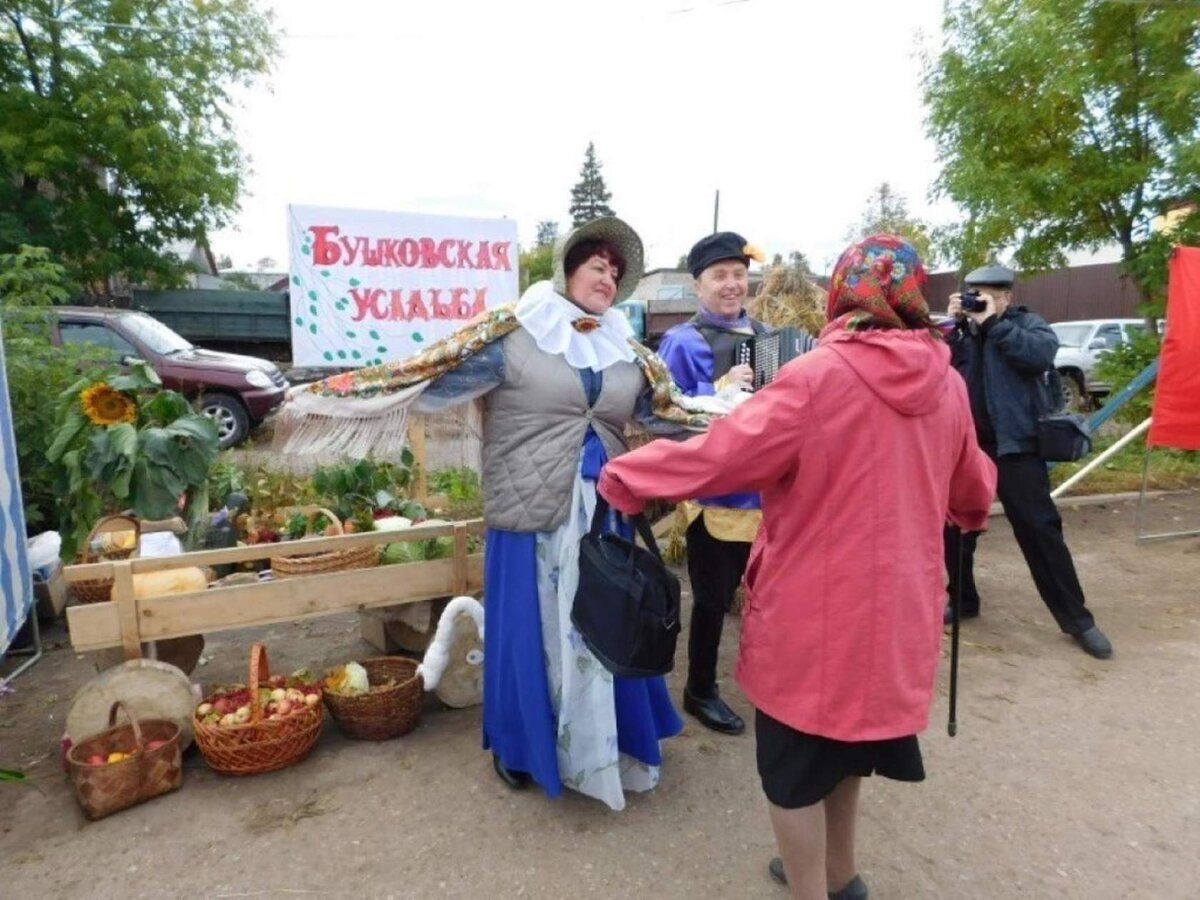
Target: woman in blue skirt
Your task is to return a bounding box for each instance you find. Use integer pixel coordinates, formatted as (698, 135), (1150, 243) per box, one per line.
(416, 217), (682, 810)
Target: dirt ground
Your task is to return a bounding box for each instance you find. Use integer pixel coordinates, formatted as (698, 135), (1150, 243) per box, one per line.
(2, 493), (1199, 900)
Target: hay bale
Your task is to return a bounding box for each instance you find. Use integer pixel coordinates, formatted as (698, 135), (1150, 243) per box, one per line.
(748, 265), (827, 336)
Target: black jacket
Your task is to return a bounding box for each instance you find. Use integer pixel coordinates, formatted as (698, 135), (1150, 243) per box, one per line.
(947, 306), (1058, 457)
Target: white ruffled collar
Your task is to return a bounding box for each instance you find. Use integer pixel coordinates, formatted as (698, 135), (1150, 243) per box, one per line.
(514, 280), (637, 371)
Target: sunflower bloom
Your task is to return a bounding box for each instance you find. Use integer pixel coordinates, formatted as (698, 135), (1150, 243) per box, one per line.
(80, 383), (137, 426)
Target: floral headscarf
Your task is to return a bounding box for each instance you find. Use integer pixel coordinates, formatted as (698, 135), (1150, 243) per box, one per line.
(824, 234), (933, 334)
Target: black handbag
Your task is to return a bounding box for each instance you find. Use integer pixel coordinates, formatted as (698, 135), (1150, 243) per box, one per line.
(1037, 414), (1092, 462)
(571, 497), (681, 678)
(1036, 370), (1092, 462)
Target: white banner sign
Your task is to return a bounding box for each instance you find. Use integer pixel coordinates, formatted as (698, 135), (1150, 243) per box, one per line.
(287, 205), (518, 367)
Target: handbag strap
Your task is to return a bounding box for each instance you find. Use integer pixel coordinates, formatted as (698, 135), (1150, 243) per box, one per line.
(590, 496), (663, 562)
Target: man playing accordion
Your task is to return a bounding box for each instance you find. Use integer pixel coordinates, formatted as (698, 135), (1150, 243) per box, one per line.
(655, 231), (771, 735)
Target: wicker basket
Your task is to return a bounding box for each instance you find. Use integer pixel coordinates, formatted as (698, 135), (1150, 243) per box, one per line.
(322, 657), (423, 741)
(72, 514), (141, 604)
(193, 644), (324, 776)
(66, 700), (183, 820)
(270, 505), (378, 579)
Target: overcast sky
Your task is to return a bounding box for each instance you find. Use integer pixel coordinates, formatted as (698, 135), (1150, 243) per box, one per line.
(213, 0), (961, 275)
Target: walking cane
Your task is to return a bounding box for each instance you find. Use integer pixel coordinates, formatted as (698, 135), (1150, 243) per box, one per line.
(948, 525), (963, 737)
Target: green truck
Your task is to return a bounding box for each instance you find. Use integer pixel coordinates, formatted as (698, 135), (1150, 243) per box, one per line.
(131, 289), (292, 359)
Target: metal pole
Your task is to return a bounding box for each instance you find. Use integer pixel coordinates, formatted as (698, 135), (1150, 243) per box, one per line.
(713, 189), (720, 234)
(2, 611), (43, 683)
(948, 526), (962, 737)
(1050, 417), (1152, 500)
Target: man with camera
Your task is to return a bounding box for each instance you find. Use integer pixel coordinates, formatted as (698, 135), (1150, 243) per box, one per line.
(944, 265), (1113, 659)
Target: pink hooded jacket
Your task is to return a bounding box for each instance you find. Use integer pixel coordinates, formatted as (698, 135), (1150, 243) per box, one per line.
(598, 329), (997, 741)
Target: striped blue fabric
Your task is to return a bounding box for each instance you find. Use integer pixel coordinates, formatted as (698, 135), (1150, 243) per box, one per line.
(0, 319), (33, 657)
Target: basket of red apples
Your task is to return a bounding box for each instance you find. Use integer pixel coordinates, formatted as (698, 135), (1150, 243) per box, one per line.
(192, 643), (324, 775)
(66, 700), (182, 819)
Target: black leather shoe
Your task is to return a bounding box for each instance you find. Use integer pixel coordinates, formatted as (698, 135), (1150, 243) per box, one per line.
(492, 753), (530, 789)
(943, 603), (980, 626)
(683, 686), (745, 735)
(768, 857), (786, 885)
(1074, 626), (1113, 659)
(767, 858), (869, 899)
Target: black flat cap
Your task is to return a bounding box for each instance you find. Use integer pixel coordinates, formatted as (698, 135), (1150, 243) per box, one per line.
(688, 231), (756, 278)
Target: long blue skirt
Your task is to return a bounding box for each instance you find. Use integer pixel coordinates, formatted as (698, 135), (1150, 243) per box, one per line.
(481, 528), (683, 798)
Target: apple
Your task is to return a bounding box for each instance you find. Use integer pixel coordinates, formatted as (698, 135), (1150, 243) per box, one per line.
(304, 693), (320, 708)
(145, 740), (168, 752)
(277, 699), (293, 716)
(85, 754), (106, 766)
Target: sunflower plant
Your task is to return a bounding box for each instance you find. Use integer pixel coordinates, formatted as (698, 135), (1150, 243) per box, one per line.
(47, 361), (220, 561)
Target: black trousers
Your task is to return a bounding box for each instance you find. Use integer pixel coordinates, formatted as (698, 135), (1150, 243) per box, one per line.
(945, 451), (1095, 635)
(685, 515), (751, 694)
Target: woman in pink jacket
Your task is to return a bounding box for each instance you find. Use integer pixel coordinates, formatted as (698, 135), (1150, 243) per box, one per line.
(598, 235), (997, 900)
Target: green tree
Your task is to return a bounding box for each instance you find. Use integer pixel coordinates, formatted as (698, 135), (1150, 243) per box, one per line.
(1, 245), (106, 530)
(923, 0), (1200, 314)
(847, 183), (934, 264)
(0, 243), (70, 307)
(568, 142), (615, 227)
(788, 250), (815, 277)
(0, 1), (278, 292)
(519, 244), (553, 293)
(535, 220), (559, 248)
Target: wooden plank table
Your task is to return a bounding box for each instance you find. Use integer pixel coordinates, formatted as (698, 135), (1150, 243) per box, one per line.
(64, 520), (485, 659)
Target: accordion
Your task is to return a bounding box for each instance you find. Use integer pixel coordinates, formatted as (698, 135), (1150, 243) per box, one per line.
(735, 327), (817, 390)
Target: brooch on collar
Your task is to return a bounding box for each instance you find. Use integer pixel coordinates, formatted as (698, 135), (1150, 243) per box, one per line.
(571, 317), (601, 334)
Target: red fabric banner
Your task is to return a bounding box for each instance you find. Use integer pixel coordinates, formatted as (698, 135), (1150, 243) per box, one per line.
(1148, 246), (1200, 449)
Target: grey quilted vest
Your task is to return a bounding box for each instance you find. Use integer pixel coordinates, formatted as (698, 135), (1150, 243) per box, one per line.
(482, 327), (644, 532)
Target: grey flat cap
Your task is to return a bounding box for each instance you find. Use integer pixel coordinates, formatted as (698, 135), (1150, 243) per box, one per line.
(964, 264), (1016, 288)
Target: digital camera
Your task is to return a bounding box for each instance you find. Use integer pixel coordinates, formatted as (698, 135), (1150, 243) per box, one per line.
(959, 289), (988, 313)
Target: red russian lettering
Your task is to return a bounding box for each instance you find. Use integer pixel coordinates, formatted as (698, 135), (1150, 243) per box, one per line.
(419, 238), (439, 268)
(474, 241), (493, 270)
(492, 241), (512, 271)
(380, 239), (399, 267)
(471, 288), (487, 316)
(406, 289), (430, 320)
(398, 239), (419, 267)
(309, 226), (341, 265)
(363, 242), (381, 266)
(429, 288), (450, 319)
(389, 289), (408, 320)
(456, 241), (474, 268)
(350, 287), (386, 322)
(437, 239), (456, 268)
(451, 287), (472, 318)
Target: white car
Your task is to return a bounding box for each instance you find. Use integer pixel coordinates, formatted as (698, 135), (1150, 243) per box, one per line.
(1050, 318), (1162, 409)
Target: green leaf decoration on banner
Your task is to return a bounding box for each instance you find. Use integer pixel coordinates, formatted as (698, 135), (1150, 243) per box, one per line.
(351, 350), (361, 360)
(291, 275), (300, 285)
(309, 324), (317, 334)
(336, 350), (347, 360)
(321, 270), (330, 277)
(302, 244), (311, 255)
(307, 290), (317, 301)
(369, 330), (380, 340)
(412, 333), (424, 342)
(309, 305), (317, 316)
(323, 351), (334, 361)
(294, 317), (303, 326)
(376, 345), (387, 354)
(345, 330), (356, 338)
(349, 278), (361, 287)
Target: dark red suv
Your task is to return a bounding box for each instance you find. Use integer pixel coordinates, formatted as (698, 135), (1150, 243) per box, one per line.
(49, 307), (288, 447)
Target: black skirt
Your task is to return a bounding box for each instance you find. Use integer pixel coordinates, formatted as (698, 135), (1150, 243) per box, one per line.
(755, 709), (926, 809)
